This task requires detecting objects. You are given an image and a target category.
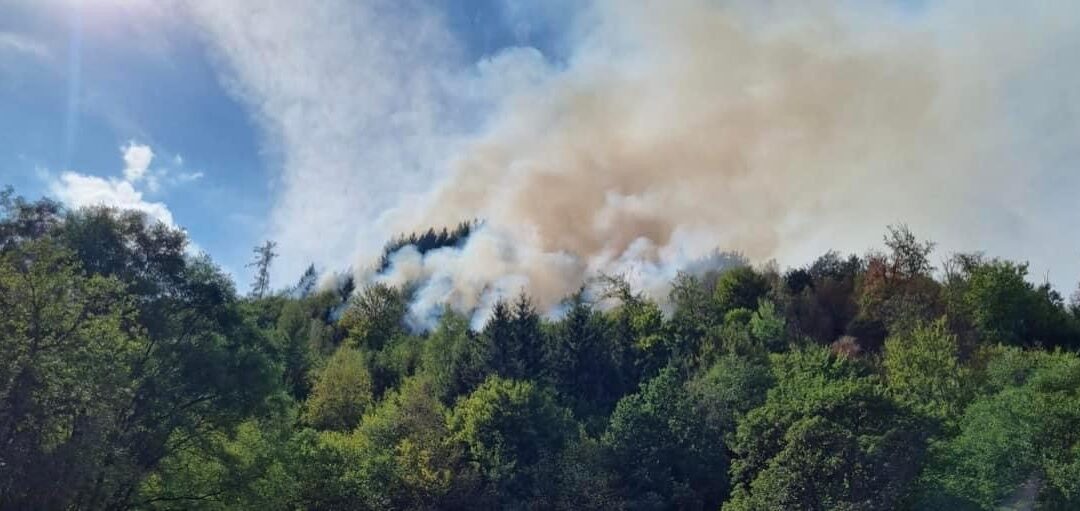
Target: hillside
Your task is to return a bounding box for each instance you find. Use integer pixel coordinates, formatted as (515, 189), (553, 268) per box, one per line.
(1, 194), (1079, 509)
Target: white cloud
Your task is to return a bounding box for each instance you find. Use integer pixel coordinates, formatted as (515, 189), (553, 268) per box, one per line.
(176, 171), (204, 183)
(0, 32), (50, 60)
(50, 172), (175, 227)
(121, 142), (154, 182)
(48, 141), (196, 230)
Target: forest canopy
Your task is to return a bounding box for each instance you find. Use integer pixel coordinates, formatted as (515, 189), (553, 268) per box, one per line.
(1, 190), (1079, 510)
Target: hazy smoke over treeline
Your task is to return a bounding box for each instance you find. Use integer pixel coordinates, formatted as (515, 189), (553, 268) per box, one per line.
(187, 0), (1080, 325)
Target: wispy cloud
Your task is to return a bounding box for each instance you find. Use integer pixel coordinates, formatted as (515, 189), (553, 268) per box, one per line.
(175, 170), (204, 183)
(0, 32), (50, 60)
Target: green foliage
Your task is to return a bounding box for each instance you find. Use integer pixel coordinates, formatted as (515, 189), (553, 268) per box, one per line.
(3, 195), (1080, 510)
(483, 295), (546, 381)
(686, 355), (773, 433)
(0, 205), (282, 509)
(702, 300), (791, 371)
(0, 187), (62, 250)
(963, 259), (1035, 344)
(280, 377), (459, 510)
(368, 333), (425, 395)
(945, 255), (1079, 348)
(714, 266), (770, 314)
(702, 315), (758, 364)
(378, 222), (474, 272)
(547, 294), (629, 425)
(302, 347), (374, 431)
(0, 240), (141, 508)
(603, 367), (734, 510)
(138, 417), (301, 510)
(749, 300), (787, 353)
(546, 436), (621, 510)
(883, 318), (970, 425)
(605, 286), (664, 385)
(422, 309), (492, 404)
(670, 272), (720, 341)
(916, 351), (1080, 509)
(782, 252), (862, 344)
(272, 300), (318, 399)
(855, 226), (942, 349)
(725, 347), (928, 510)
(351, 377), (457, 508)
(341, 282), (407, 352)
(447, 376), (577, 507)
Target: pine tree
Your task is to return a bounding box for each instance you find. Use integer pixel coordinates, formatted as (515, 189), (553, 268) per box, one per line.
(484, 300), (517, 378)
(247, 240), (278, 298)
(294, 263), (318, 298)
(512, 293), (544, 380)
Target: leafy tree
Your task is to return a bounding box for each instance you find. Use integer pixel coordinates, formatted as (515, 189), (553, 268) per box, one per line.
(287, 377), (459, 510)
(700, 300), (789, 366)
(447, 376), (577, 508)
(855, 226), (942, 349)
(0, 240), (141, 508)
(782, 252), (862, 344)
(916, 351), (1080, 509)
(603, 367), (733, 510)
(883, 318), (971, 426)
(604, 282), (665, 385)
(353, 377), (458, 509)
(48, 207), (280, 508)
(368, 333), (426, 397)
(714, 266), (770, 314)
(546, 436), (620, 510)
(726, 348), (928, 510)
(0, 187), (62, 251)
(883, 224), (935, 277)
(700, 310), (760, 364)
(686, 355), (774, 434)
(340, 282), (407, 352)
(669, 272), (720, 344)
(287, 429), (371, 510)
(749, 300), (787, 353)
(302, 347), (374, 431)
(137, 417), (301, 510)
(944, 255), (1078, 348)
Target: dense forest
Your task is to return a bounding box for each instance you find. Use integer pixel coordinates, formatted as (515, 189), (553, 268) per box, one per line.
(2, 188), (1080, 510)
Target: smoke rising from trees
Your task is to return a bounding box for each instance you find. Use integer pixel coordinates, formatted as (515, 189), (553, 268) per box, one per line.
(186, 0), (1080, 322)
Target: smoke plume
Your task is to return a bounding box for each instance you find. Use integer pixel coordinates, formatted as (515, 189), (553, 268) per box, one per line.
(188, 0), (1080, 325)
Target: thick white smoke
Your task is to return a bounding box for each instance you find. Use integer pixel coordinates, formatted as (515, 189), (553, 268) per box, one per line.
(187, 0), (1080, 326)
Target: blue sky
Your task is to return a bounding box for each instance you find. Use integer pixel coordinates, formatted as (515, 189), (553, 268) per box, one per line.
(1, 0), (1079, 304)
(0, 0), (269, 280)
(0, 0), (576, 284)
